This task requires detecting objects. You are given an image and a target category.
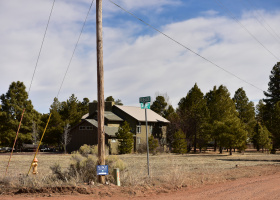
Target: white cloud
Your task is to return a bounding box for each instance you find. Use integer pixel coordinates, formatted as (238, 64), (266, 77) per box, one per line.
(0, 1), (279, 113)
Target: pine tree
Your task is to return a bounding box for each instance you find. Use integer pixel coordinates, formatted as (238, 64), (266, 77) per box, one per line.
(42, 98), (64, 146)
(233, 88), (256, 140)
(151, 96), (168, 117)
(105, 96), (123, 105)
(105, 96), (114, 102)
(270, 102), (280, 148)
(0, 81), (40, 148)
(178, 83), (210, 153)
(60, 94), (81, 127)
(264, 62), (280, 105)
(163, 105), (175, 119)
(256, 100), (265, 123)
(78, 97), (90, 116)
(172, 129), (187, 154)
(252, 122), (272, 152)
(206, 85), (247, 154)
(116, 121), (134, 154)
(263, 62), (280, 148)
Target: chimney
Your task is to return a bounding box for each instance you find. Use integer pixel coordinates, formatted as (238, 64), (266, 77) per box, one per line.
(89, 101), (115, 116)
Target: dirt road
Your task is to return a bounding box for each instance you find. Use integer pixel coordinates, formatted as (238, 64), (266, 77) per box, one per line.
(1, 172), (280, 200)
(139, 172), (280, 200)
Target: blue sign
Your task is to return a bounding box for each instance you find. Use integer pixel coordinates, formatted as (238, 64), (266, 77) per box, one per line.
(97, 165), (108, 175)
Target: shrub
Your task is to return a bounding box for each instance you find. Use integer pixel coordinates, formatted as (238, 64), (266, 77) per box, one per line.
(149, 135), (159, 155)
(172, 129), (187, 154)
(116, 121), (134, 154)
(50, 145), (127, 184)
(78, 144), (98, 156)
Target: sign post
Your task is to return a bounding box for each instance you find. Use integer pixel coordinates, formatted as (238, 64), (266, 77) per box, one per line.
(139, 96), (151, 176)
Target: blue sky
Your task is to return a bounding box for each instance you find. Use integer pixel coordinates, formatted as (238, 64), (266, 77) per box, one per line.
(0, 0), (280, 113)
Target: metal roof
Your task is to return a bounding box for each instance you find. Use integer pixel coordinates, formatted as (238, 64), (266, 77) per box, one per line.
(114, 105), (170, 123)
(85, 119), (118, 136)
(81, 113), (89, 119)
(104, 111), (123, 121)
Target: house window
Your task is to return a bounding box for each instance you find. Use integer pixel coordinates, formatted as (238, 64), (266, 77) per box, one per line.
(79, 126), (93, 130)
(137, 137), (141, 144)
(136, 125), (141, 134)
(150, 125), (153, 134)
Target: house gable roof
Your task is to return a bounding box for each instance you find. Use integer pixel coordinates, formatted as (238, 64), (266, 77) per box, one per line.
(85, 119), (118, 137)
(104, 111), (123, 121)
(85, 111), (123, 122)
(114, 105), (170, 123)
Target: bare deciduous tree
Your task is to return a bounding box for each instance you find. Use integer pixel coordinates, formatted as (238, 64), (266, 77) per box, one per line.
(62, 123), (71, 154)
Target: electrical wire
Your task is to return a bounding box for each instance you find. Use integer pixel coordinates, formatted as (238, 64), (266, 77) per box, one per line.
(5, 0), (56, 175)
(214, 0), (280, 61)
(56, 0), (94, 99)
(246, 0), (280, 42)
(28, 0), (56, 96)
(107, 0), (266, 93)
(239, 0), (280, 44)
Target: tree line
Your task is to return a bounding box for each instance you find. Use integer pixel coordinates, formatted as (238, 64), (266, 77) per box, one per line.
(0, 62), (279, 153)
(151, 62), (280, 154)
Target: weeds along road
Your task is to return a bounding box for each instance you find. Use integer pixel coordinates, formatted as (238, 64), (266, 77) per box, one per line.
(2, 171), (280, 200)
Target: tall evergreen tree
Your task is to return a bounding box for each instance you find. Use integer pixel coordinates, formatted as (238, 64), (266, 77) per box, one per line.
(42, 97), (64, 146)
(0, 81), (39, 148)
(233, 88), (255, 140)
(205, 85), (247, 154)
(252, 122), (272, 152)
(78, 97), (90, 116)
(60, 94), (81, 127)
(166, 112), (181, 150)
(164, 105), (175, 119)
(177, 83), (209, 153)
(0, 105), (4, 146)
(256, 100), (265, 123)
(264, 62), (280, 105)
(151, 96), (168, 117)
(116, 121), (134, 154)
(270, 101), (280, 148)
(263, 62), (280, 148)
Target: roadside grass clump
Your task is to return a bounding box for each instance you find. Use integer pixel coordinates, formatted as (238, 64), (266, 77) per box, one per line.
(0, 176), (13, 187)
(78, 144), (98, 156)
(50, 145), (127, 185)
(120, 163), (188, 188)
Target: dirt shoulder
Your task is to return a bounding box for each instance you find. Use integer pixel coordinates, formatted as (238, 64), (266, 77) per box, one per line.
(1, 164), (280, 200)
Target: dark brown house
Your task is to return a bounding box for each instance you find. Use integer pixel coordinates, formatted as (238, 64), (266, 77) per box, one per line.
(67, 102), (169, 153)
(66, 119), (119, 153)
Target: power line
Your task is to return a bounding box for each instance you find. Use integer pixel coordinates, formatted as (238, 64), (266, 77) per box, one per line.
(239, 0), (280, 44)
(28, 0), (56, 96)
(56, 0), (94, 99)
(107, 0), (266, 93)
(246, 0), (280, 42)
(214, 0), (280, 61)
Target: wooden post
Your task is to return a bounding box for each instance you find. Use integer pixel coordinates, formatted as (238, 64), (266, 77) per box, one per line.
(96, 0), (105, 184)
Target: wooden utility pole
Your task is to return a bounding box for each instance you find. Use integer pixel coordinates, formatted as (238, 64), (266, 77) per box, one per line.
(96, 0), (105, 184)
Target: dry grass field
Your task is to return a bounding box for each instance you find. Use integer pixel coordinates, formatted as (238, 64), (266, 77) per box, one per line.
(1, 151), (280, 189)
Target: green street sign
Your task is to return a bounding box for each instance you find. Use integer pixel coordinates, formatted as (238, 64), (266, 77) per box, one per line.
(139, 96), (151, 104)
(141, 102), (150, 109)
